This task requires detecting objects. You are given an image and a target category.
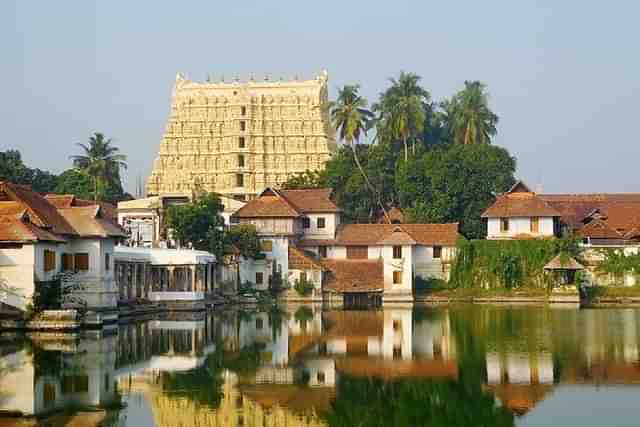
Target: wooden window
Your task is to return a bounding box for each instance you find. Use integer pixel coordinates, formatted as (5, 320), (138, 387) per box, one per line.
(500, 218), (509, 232)
(317, 217), (326, 229)
(239, 136), (246, 148)
(105, 253), (111, 271)
(317, 372), (326, 384)
(531, 217), (539, 233)
(318, 246), (327, 258)
(393, 320), (400, 331)
(238, 154), (245, 167)
(393, 346), (402, 359)
(241, 106), (246, 116)
(256, 317), (263, 329)
(300, 272), (307, 283)
(346, 246), (368, 259)
(62, 253), (74, 272)
(74, 253), (89, 272)
(239, 121), (246, 131)
(236, 174), (244, 187)
(260, 240), (273, 252)
(393, 245), (402, 259)
(302, 217), (311, 229)
(44, 250), (56, 272)
(43, 383), (56, 407)
(433, 246), (442, 259)
(256, 272), (264, 285)
(393, 271), (403, 284)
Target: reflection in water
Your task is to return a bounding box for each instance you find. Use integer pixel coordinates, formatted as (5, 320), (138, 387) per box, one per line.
(0, 306), (639, 426)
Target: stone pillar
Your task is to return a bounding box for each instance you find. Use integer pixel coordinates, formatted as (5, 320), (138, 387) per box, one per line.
(190, 266), (197, 292)
(168, 266), (175, 292)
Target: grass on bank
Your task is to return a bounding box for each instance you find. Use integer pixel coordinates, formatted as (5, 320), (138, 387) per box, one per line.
(583, 285), (640, 299)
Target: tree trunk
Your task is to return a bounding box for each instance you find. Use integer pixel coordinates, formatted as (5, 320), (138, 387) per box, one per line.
(350, 144), (391, 224)
(403, 136), (408, 162)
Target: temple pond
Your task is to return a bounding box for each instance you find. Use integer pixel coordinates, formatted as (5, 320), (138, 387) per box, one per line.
(1, 304), (639, 426)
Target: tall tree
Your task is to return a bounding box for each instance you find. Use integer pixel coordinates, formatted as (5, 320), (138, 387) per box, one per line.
(447, 81), (499, 145)
(0, 150), (58, 193)
(374, 72), (431, 161)
(330, 85), (390, 223)
(70, 133), (127, 201)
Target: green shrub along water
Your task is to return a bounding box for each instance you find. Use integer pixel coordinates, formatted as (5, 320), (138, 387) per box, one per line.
(449, 238), (581, 291)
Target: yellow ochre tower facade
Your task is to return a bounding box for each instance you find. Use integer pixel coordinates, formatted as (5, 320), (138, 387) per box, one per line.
(146, 71), (336, 200)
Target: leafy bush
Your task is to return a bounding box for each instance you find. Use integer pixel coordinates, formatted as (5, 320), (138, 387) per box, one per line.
(294, 276), (315, 296)
(449, 237), (582, 290)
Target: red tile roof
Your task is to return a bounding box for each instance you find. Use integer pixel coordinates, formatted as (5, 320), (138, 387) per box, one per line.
(288, 245), (324, 270)
(321, 259), (384, 293)
(0, 182), (77, 236)
(233, 188), (302, 218)
(481, 191), (561, 218)
(0, 215), (66, 243)
(232, 187), (339, 218)
(279, 188), (341, 213)
(334, 223), (461, 246)
(45, 194), (117, 220)
(376, 206), (405, 224)
(57, 206), (127, 238)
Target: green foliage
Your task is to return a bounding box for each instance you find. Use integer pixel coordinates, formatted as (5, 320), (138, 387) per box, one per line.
(294, 306), (314, 332)
(596, 249), (640, 283)
(224, 224), (262, 259)
(165, 192), (225, 255)
(397, 143), (516, 238)
(70, 132), (128, 202)
(54, 169), (94, 200)
(446, 80), (499, 146)
(161, 364), (223, 409)
(324, 374), (513, 427)
(0, 150), (58, 193)
(414, 276), (447, 293)
(450, 238), (582, 290)
(294, 275), (315, 296)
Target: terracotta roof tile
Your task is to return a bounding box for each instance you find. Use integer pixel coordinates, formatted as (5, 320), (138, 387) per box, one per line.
(481, 192), (561, 218)
(321, 259), (384, 293)
(46, 194), (118, 220)
(288, 245), (323, 270)
(334, 223), (461, 246)
(280, 188), (341, 213)
(233, 188), (302, 218)
(0, 215), (66, 243)
(0, 182), (76, 236)
(57, 206), (127, 238)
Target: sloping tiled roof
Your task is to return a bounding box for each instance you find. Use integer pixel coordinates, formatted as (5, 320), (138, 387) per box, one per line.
(321, 259), (384, 293)
(288, 245), (323, 270)
(544, 254), (584, 270)
(57, 206), (127, 238)
(481, 192), (561, 218)
(376, 206), (405, 224)
(334, 223), (461, 246)
(280, 188), (341, 213)
(577, 218), (623, 240)
(46, 194), (118, 220)
(0, 182), (77, 236)
(232, 189), (302, 218)
(0, 215), (66, 243)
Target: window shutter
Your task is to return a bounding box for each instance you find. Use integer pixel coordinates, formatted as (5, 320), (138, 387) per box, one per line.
(75, 253), (89, 272)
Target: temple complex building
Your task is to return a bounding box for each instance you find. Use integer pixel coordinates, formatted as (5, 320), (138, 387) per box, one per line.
(146, 71), (336, 201)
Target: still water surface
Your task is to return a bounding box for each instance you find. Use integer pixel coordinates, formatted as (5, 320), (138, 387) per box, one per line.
(1, 305), (639, 427)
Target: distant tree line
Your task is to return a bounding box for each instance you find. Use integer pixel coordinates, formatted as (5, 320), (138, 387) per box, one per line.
(0, 132), (131, 203)
(284, 73), (515, 239)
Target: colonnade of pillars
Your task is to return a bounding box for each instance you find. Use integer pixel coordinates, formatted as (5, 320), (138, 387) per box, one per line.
(115, 261), (217, 302)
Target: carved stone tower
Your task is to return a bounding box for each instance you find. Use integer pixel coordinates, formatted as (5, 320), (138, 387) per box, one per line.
(146, 71), (336, 200)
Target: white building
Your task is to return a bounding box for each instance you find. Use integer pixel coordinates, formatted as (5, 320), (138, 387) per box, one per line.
(481, 181), (561, 240)
(232, 187), (461, 303)
(117, 193), (245, 247)
(0, 182), (126, 313)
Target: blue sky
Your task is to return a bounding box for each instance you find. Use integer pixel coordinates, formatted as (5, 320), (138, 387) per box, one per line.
(1, 1), (639, 194)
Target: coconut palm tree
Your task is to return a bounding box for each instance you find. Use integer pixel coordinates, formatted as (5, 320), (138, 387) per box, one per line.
(70, 133), (127, 200)
(448, 81), (498, 145)
(373, 72), (430, 161)
(330, 85), (390, 223)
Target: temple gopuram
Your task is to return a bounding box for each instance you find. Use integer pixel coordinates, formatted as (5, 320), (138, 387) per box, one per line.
(146, 71), (336, 200)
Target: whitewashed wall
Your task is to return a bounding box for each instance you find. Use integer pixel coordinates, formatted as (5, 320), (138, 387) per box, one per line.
(302, 213), (340, 240)
(487, 217), (555, 239)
